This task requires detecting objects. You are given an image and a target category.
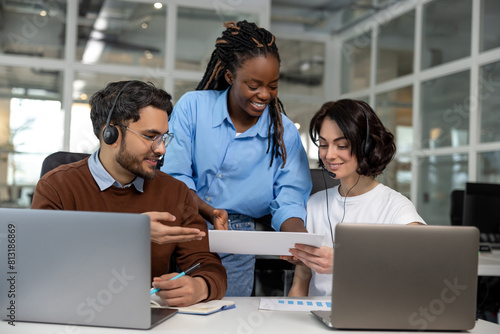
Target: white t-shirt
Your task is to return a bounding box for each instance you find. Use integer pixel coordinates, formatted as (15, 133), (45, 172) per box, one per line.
(306, 183), (425, 296)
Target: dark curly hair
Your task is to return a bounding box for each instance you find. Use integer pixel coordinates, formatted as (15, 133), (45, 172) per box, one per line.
(197, 20), (287, 168)
(90, 80), (172, 140)
(309, 99), (396, 177)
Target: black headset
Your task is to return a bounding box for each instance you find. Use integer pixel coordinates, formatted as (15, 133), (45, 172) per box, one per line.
(360, 105), (374, 158)
(102, 81), (137, 145)
(318, 105), (374, 179)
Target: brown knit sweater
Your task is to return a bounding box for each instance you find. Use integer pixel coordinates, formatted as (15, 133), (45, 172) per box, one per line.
(31, 157), (227, 301)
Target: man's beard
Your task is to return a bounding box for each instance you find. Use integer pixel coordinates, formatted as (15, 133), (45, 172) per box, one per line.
(116, 142), (158, 181)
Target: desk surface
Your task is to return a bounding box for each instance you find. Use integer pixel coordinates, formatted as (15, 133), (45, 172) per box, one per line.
(478, 250), (500, 276)
(2, 297), (499, 334)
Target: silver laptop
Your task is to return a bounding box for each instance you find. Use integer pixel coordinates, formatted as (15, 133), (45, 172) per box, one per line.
(312, 223), (479, 331)
(0, 208), (177, 329)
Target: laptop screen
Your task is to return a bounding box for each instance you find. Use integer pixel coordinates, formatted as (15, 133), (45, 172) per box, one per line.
(0, 209), (162, 329)
(324, 223), (479, 331)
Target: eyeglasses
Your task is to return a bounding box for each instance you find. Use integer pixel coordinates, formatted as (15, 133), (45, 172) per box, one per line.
(117, 124), (174, 151)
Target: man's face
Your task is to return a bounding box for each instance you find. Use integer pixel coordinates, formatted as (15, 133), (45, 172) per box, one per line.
(115, 106), (169, 181)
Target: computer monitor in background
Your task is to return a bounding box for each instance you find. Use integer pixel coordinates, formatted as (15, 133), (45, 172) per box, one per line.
(463, 182), (500, 244)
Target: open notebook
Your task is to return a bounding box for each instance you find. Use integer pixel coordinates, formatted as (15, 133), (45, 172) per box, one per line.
(151, 295), (235, 315)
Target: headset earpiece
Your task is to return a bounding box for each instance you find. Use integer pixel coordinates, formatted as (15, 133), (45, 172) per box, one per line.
(102, 80), (137, 146)
(360, 105), (374, 158)
(361, 136), (374, 157)
(103, 125), (119, 145)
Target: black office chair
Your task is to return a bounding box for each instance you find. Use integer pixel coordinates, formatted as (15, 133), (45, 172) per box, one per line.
(310, 168), (339, 195)
(252, 169), (339, 296)
(450, 189), (465, 226)
(253, 214), (295, 296)
(29, 151), (91, 203)
(40, 151), (91, 178)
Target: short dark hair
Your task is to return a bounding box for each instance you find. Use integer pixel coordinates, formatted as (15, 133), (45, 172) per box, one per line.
(89, 80), (172, 140)
(309, 99), (396, 177)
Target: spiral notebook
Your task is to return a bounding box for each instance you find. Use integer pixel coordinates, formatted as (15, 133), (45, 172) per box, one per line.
(151, 295), (235, 315)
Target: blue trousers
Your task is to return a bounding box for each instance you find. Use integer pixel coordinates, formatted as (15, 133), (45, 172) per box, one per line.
(208, 214), (255, 297)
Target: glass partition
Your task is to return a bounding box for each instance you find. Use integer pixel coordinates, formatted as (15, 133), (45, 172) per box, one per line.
(277, 38), (325, 98)
(481, 0), (500, 52)
(376, 10), (415, 83)
(376, 86), (413, 153)
(478, 151), (500, 183)
(421, 0), (471, 69)
(341, 32), (371, 93)
(77, 0), (166, 67)
(376, 86), (413, 197)
(174, 79), (198, 103)
(176, 7), (258, 71)
(0, 65), (64, 207)
(418, 154), (468, 225)
(420, 70), (470, 149)
(479, 60), (500, 143)
(0, 1), (67, 59)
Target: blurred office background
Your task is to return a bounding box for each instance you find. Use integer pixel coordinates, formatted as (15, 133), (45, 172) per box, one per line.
(0, 0), (499, 227)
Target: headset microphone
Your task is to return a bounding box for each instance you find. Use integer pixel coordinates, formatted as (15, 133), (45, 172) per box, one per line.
(156, 155), (164, 169)
(318, 152), (336, 179)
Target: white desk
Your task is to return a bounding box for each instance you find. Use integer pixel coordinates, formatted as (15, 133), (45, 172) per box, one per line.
(478, 250), (500, 276)
(2, 297), (499, 334)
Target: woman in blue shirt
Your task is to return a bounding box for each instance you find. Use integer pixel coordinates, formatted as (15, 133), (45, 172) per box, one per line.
(162, 21), (312, 296)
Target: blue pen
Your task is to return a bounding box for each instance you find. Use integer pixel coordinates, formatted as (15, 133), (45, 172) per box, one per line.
(150, 262), (201, 295)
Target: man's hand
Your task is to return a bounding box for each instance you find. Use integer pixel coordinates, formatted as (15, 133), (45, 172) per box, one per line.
(288, 244), (334, 275)
(212, 208), (228, 230)
(152, 273), (209, 307)
(144, 212), (206, 244)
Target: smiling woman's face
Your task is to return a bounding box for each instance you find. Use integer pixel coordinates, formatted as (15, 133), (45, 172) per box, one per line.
(225, 55), (280, 122)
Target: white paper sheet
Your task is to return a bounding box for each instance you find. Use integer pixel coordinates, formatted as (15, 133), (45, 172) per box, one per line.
(208, 230), (325, 255)
(259, 298), (331, 312)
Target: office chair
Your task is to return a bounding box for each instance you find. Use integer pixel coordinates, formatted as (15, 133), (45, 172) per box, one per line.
(40, 151), (91, 178)
(450, 189), (465, 226)
(253, 169), (339, 296)
(310, 168), (340, 195)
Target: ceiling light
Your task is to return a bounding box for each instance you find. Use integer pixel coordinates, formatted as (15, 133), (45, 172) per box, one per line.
(294, 123), (301, 130)
(154, 3), (163, 9)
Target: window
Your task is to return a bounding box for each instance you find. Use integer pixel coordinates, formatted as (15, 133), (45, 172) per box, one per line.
(479, 61), (500, 143)
(420, 71), (470, 149)
(480, 0), (500, 52)
(377, 11), (415, 83)
(77, 1), (167, 67)
(421, 0), (472, 69)
(341, 32), (371, 93)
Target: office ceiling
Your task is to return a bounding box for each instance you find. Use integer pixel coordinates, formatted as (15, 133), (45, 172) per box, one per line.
(271, 0), (396, 33)
(0, 0), (399, 103)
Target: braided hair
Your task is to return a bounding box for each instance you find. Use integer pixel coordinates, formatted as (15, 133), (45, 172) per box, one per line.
(197, 20), (287, 168)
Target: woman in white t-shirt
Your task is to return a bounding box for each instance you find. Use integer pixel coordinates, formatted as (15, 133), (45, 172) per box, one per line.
(285, 99), (425, 297)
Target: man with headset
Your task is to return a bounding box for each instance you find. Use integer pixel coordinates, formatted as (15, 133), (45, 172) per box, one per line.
(31, 80), (227, 306)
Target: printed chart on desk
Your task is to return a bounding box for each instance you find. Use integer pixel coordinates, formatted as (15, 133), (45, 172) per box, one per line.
(259, 298), (331, 311)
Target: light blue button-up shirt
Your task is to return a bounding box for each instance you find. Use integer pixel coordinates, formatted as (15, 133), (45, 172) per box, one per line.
(162, 89), (312, 231)
(88, 150), (144, 192)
